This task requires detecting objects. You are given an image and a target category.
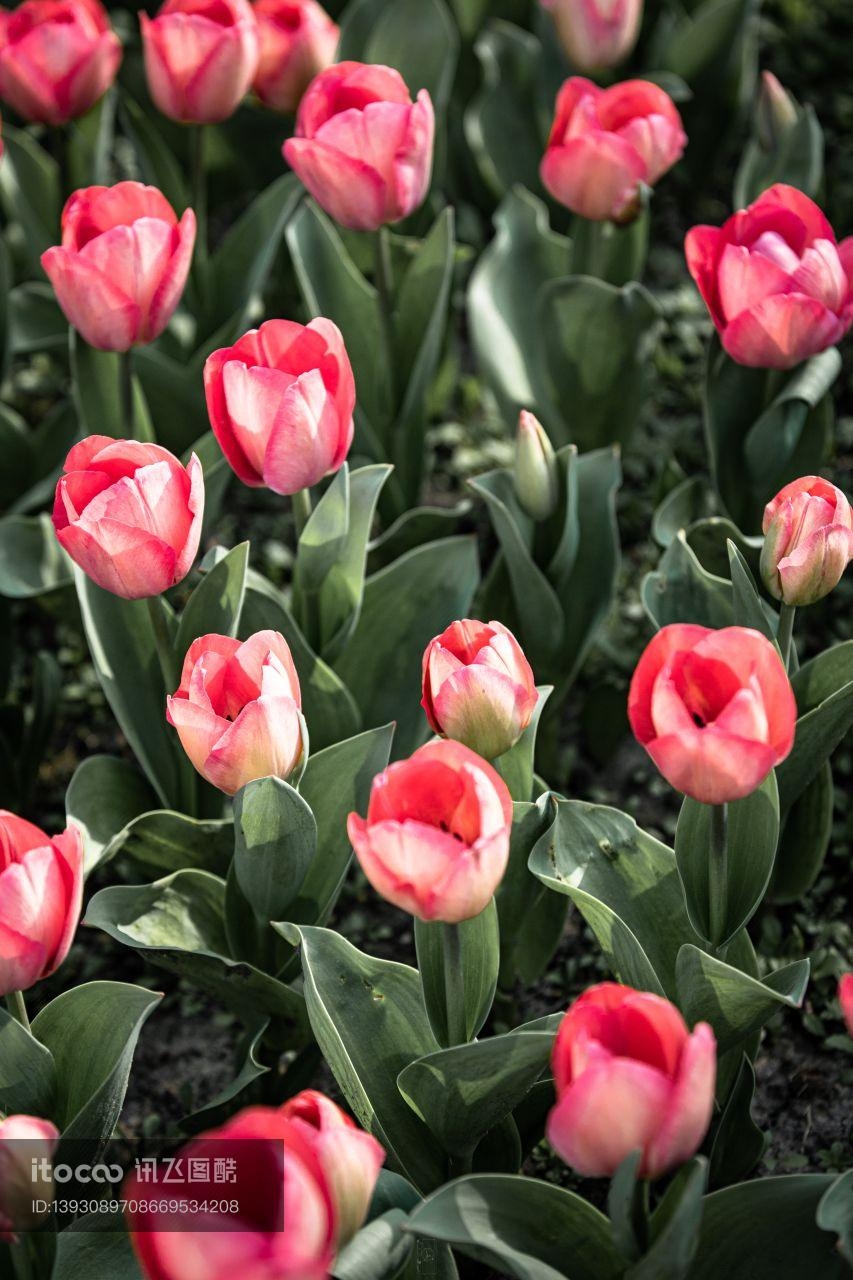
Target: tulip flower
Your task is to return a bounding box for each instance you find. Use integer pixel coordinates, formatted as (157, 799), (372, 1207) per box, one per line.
(421, 619), (538, 760)
(41, 182), (196, 353)
(840, 974), (853, 1038)
(140, 0), (259, 124)
(128, 1104), (336, 1280)
(0, 0), (121, 126)
(167, 630), (305, 795)
(283, 61), (435, 232)
(0, 812), (83, 998)
(760, 476), (853, 607)
(628, 624), (796, 804)
(204, 318), (355, 495)
(53, 436), (204, 600)
(281, 1091), (384, 1247)
(347, 739), (513, 924)
(685, 185), (853, 370)
(253, 0), (338, 115)
(514, 409), (559, 521)
(541, 77), (686, 223)
(755, 71), (798, 151)
(547, 982), (716, 1180)
(0, 1115), (60, 1241)
(542, 0), (643, 74)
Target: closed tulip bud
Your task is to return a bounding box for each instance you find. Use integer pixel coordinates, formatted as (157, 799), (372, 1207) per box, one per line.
(140, 0), (259, 124)
(281, 1091), (384, 1247)
(756, 71), (798, 152)
(347, 739), (513, 924)
(628, 624), (796, 804)
(253, 0), (338, 115)
(542, 0), (642, 74)
(422, 619), (537, 760)
(53, 436), (204, 599)
(760, 476), (853, 606)
(514, 410), (559, 521)
(840, 974), (853, 1038)
(42, 182), (196, 353)
(204, 318), (354, 495)
(167, 631), (305, 795)
(0, 1115), (59, 1241)
(547, 983), (716, 1180)
(0, 813), (83, 997)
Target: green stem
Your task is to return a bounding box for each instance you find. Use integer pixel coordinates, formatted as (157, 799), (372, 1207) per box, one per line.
(708, 803), (729, 954)
(146, 595), (178, 695)
(572, 215), (608, 278)
(442, 922), (467, 1048)
(292, 486), (313, 539)
(6, 989), (30, 1032)
(778, 602), (796, 671)
(119, 348), (135, 438)
(191, 124), (207, 258)
(292, 488), (319, 649)
(374, 226), (397, 407)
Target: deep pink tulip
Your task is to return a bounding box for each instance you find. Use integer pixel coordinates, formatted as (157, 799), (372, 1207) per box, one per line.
(53, 436), (204, 599)
(281, 1091), (384, 1247)
(128, 1104), (336, 1280)
(0, 812), (83, 998)
(547, 982), (716, 1179)
(421, 618), (538, 760)
(253, 0), (338, 114)
(284, 61), (435, 231)
(41, 181), (196, 352)
(0, 1115), (60, 1242)
(761, 476), (853, 606)
(204, 318), (354, 495)
(542, 0), (642, 73)
(140, 0), (259, 124)
(840, 974), (853, 1038)
(541, 76), (685, 223)
(167, 630), (304, 795)
(685, 184), (853, 370)
(0, 0), (121, 125)
(628, 624), (796, 804)
(347, 739), (513, 924)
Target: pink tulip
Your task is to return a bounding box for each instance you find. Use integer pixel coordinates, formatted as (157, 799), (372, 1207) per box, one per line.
(840, 974), (853, 1038)
(0, 0), (121, 125)
(204, 318), (354, 495)
(547, 982), (716, 1179)
(761, 476), (853, 606)
(542, 0), (643, 74)
(685, 184), (853, 370)
(167, 630), (304, 795)
(283, 61), (435, 231)
(347, 739), (513, 924)
(253, 0), (338, 114)
(628, 624), (796, 804)
(140, 0), (259, 124)
(421, 619), (538, 760)
(53, 436), (204, 599)
(0, 812), (83, 998)
(0, 1115), (59, 1242)
(128, 1104), (336, 1280)
(514, 409), (559, 521)
(281, 1091), (384, 1247)
(41, 181), (196, 352)
(541, 77), (685, 223)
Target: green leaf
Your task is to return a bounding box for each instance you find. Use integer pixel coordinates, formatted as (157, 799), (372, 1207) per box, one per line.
(494, 687), (552, 803)
(71, 334), (153, 441)
(278, 925), (446, 1193)
(0, 125), (60, 273)
(415, 902), (499, 1047)
(337, 0), (459, 111)
(776, 679), (853, 813)
(175, 542), (248, 664)
(120, 95), (188, 213)
(465, 23), (548, 200)
(770, 762), (833, 903)
(734, 105), (823, 208)
(675, 944), (809, 1054)
(234, 776), (317, 923)
(9, 282), (66, 355)
(65, 755), (159, 875)
(816, 1169), (853, 1268)
(53, 1215), (143, 1280)
(642, 531), (734, 630)
(180, 1022), (270, 1134)
(497, 798), (565, 988)
(334, 1209), (414, 1280)
(628, 1160), (707, 1280)
(708, 1054), (766, 1189)
(0, 514), (72, 598)
(102, 808), (233, 879)
(652, 478), (718, 549)
(727, 542), (776, 642)
(0, 1006), (56, 1116)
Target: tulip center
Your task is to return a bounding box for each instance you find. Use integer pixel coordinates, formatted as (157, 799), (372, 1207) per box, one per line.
(671, 652), (741, 730)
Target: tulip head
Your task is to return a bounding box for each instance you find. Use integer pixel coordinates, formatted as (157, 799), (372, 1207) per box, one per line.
(0, 1115), (59, 1241)
(760, 476), (853, 606)
(140, 0), (259, 124)
(542, 0), (643, 74)
(756, 71), (798, 152)
(840, 974), (853, 1039)
(514, 410), (559, 521)
(253, 0), (338, 114)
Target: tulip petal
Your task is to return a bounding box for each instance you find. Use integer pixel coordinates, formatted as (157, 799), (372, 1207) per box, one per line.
(541, 132), (646, 222)
(41, 246), (139, 351)
(204, 695), (303, 794)
(284, 136), (386, 232)
(645, 1023), (716, 1180)
(547, 1057), (670, 1178)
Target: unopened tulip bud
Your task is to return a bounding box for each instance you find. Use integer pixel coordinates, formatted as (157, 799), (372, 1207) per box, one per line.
(756, 71), (798, 152)
(0, 1115), (59, 1241)
(839, 974), (853, 1038)
(514, 410), (559, 521)
(761, 477), (853, 606)
(542, 0), (643, 74)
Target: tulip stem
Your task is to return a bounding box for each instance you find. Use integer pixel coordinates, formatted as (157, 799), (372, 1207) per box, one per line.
(6, 990), (30, 1032)
(374, 227), (397, 406)
(572, 215), (608, 279)
(292, 487), (313, 539)
(778, 603), (796, 671)
(442, 922), (467, 1047)
(708, 803), (729, 953)
(146, 595), (178, 695)
(191, 124), (208, 261)
(120, 348), (135, 438)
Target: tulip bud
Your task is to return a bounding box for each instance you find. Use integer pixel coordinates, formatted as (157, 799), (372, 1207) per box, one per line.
(514, 410), (559, 521)
(140, 0), (260, 125)
(760, 477), (853, 606)
(839, 974), (853, 1039)
(756, 71), (798, 152)
(253, 0), (339, 115)
(0, 1115), (59, 1241)
(542, 0), (643, 74)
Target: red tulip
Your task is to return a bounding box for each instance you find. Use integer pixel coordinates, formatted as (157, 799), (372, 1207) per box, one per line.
(281, 1091), (384, 1247)
(167, 630), (304, 795)
(547, 982), (716, 1179)
(253, 0), (338, 114)
(41, 181), (196, 352)
(53, 436), (204, 599)
(283, 61), (435, 231)
(0, 0), (121, 125)
(347, 739), (513, 924)
(685, 185), (853, 370)
(0, 1115), (59, 1242)
(204, 318), (354, 495)
(128, 1104), (336, 1280)
(840, 974), (853, 1038)
(628, 624), (796, 804)
(140, 0), (259, 124)
(542, 0), (643, 74)
(421, 619), (538, 760)
(761, 476), (853, 606)
(0, 812), (83, 997)
(541, 77), (685, 223)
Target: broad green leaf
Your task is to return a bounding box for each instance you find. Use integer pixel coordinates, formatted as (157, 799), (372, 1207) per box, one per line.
(675, 945), (809, 1054)
(53, 1215), (143, 1280)
(708, 1054), (765, 1189)
(628, 1160), (707, 1280)
(180, 1023), (270, 1134)
(71, 334), (153, 441)
(776, 679), (853, 812)
(816, 1170), (853, 1268)
(0, 1005), (56, 1116)
(727, 542), (776, 642)
(770, 762), (833, 902)
(120, 95), (188, 212)
(334, 1209), (414, 1280)
(102, 808), (232, 878)
(65, 755), (158, 874)
(464, 23), (544, 199)
(652, 478), (717, 549)
(337, 0), (459, 111)
(176, 542), (249, 663)
(234, 776), (317, 922)
(0, 125), (60, 272)
(0, 514), (72, 598)
(9, 283), (66, 355)
(642, 531), (734, 630)
(497, 798), (565, 988)
(415, 903), (499, 1047)
(134, 346), (209, 455)
(494, 687), (552, 803)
